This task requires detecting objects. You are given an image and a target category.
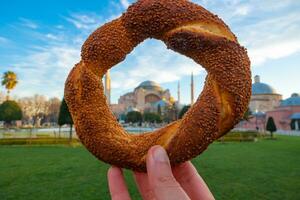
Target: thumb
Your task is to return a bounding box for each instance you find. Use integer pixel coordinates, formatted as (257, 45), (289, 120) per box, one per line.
(146, 146), (190, 200)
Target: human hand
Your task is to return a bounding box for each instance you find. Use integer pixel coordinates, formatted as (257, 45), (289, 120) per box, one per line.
(108, 145), (215, 200)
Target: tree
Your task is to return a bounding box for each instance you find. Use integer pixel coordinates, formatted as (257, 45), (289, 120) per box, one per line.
(242, 107), (252, 121)
(126, 111), (142, 123)
(45, 97), (61, 124)
(157, 104), (162, 116)
(58, 99), (73, 142)
(163, 103), (179, 122)
(0, 91), (5, 104)
(18, 95), (61, 126)
(144, 112), (162, 123)
(178, 105), (191, 119)
(18, 95), (48, 126)
(118, 113), (126, 122)
(1, 71), (18, 100)
(266, 117), (277, 138)
(0, 100), (22, 126)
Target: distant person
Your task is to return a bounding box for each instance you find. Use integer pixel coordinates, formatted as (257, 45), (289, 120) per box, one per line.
(108, 145), (215, 200)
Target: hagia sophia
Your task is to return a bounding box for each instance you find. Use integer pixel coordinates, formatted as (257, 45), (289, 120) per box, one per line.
(103, 71), (300, 131)
(113, 80), (174, 113)
(106, 71), (190, 118)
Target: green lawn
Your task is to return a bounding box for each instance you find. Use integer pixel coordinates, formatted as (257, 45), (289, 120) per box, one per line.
(0, 136), (300, 200)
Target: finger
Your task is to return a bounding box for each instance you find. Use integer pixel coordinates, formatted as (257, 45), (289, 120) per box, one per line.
(146, 145), (190, 200)
(133, 172), (156, 200)
(173, 162), (215, 200)
(107, 167), (131, 200)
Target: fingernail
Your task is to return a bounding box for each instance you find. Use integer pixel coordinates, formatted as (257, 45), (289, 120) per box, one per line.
(153, 146), (169, 163)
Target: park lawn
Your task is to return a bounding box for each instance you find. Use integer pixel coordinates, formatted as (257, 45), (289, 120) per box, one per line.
(0, 136), (299, 200)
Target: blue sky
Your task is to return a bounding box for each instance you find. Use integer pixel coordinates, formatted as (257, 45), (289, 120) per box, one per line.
(0, 0), (300, 104)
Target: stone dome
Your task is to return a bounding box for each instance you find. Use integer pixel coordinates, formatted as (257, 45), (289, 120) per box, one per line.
(252, 75), (277, 95)
(136, 80), (162, 91)
(280, 93), (300, 107)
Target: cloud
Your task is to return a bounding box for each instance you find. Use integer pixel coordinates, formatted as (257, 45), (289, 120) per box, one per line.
(2, 0), (300, 103)
(249, 0), (297, 11)
(192, 0), (253, 21)
(64, 12), (121, 32)
(238, 12), (300, 66)
(192, 0), (297, 23)
(249, 39), (300, 66)
(8, 39), (80, 98)
(55, 25), (64, 29)
(3, 12), (106, 99)
(65, 13), (103, 30)
(192, 0), (300, 66)
(45, 33), (61, 41)
(233, 5), (251, 16)
(10, 44), (80, 98)
(19, 18), (38, 29)
(120, 0), (130, 9)
(0, 36), (9, 43)
(110, 39), (203, 91)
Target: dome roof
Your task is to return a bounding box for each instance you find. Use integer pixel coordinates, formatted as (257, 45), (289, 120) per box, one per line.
(136, 80), (162, 90)
(290, 112), (300, 120)
(252, 75), (277, 95)
(280, 93), (300, 107)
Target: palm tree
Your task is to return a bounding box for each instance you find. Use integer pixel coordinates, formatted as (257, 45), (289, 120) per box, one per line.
(1, 71), (18, 100)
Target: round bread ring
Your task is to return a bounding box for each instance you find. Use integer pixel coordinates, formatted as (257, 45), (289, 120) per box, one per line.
(64, 0), (251, 172)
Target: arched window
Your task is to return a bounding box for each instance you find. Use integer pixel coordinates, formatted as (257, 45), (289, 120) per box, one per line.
(145, 94), (160, 104)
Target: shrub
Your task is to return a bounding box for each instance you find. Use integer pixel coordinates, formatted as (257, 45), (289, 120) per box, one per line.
(58, 98), (74, 141)
(0, 100), (22, 125)
(126, 111), (142, 123)
(143, 112), (162, 123)
(0, 138), (80, 145)
(266, 117), (277, 138)
(58, 99), (73, 126)
(178, 105), (191, 119)
(219, 131), (259, 142)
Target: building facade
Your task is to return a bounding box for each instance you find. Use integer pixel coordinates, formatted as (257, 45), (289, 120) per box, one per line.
(237, 75), (300, 131)
(249, 75), (282, 113)
(267, 93), (300, 130)
(111, 80), (175, 116)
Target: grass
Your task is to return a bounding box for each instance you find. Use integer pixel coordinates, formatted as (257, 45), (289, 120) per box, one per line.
(0, 136), (300, 200)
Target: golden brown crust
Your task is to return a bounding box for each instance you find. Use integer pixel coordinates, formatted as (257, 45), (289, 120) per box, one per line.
(65, 0), (251, 172)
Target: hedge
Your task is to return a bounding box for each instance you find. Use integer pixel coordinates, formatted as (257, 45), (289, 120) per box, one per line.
(0, 138), (80, 145)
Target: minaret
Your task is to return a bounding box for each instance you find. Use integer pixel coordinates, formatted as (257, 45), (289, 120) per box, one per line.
(104, 70), (111, 105)
(191, 72), (194, 105)
(177, 81), (181, 105)
(254, 75), (260, 83)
